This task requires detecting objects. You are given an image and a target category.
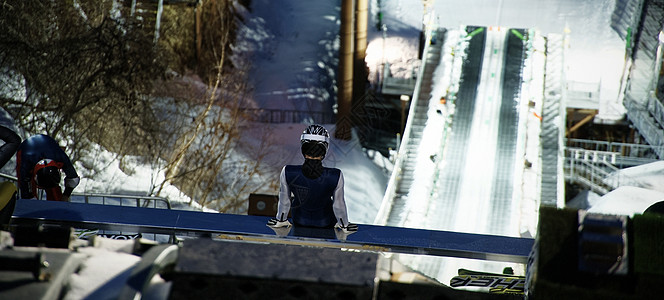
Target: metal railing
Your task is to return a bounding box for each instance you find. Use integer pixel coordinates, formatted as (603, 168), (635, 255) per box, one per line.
(1, 172), (171, 209)
(69, 193), (171, 210)
(242, 108), (335, 124)
(567, 138), (661, 167)
(564, 148), (643, 195)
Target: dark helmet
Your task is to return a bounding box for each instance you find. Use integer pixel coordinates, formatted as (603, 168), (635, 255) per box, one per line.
(34, 159), (61, 189)
(300, 124), (330, 158)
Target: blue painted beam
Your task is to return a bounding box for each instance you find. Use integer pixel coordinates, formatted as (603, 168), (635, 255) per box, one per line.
(12, 199), (534, 263)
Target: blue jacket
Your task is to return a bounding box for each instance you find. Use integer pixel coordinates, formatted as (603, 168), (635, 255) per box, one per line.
(16, 135), (79, 198)
(276, 165), (350, 228)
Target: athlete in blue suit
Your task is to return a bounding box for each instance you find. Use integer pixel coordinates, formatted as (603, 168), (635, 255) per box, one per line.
(268, 125), (357, 232)
(16, 134), (80, 201)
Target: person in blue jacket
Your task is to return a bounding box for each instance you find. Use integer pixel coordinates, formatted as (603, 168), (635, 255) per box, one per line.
(0, 125), (21, 228)
(268, 124), (357, 233)
(16, 134), (80, 201)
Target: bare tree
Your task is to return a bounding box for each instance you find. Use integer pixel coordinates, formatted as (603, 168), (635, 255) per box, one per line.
(0, 0), (274, 212)
(151, 0), (276, 213)
(0, 1), (168, 162)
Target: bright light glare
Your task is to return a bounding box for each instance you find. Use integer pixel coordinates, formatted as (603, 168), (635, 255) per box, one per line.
(365, 36), (419, 78)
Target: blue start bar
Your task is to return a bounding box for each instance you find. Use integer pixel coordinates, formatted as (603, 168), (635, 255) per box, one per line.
(12, 199), (534, 263)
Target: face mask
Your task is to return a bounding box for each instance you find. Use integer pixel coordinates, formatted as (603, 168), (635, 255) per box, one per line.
(302, 158), (323, 179)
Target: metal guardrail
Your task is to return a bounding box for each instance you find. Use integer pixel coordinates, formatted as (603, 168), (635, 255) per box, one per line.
(1, 172), (171, 209)
(646, 93), (664, 141)
(567, 138), (661, 167)
(69, 193), (171, 210)
(564, 148), (643, 195)
(242, 108), (335, 124)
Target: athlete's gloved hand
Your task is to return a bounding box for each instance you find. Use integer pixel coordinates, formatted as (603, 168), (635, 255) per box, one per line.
(335, 222), (358, 233)
(267, 219), (292, 237)
(334, 223), (358, 241)
(267, 218), (292, 228)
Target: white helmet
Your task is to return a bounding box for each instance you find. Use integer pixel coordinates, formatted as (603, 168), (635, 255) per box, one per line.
(300, 124), (329, 158)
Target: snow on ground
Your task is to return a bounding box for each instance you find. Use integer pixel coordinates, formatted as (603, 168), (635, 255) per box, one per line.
(432, 0), (625, 107)
(365, 0), (424, 82)
(95, 0), (656, 282)
(571, 161), (664, 216)
(73, 143), (213, 212)
(609, 161), (664, 193)
(588, 186), (664, 216)
(87, 0), (638, 227)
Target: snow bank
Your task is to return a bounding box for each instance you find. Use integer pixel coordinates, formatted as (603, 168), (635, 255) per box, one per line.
(588, 186), (664, 216)
(609, 161), (664, 193)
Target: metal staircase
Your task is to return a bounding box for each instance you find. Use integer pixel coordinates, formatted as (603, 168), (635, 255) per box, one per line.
(385, 30), (445, 226)
(564, 139), (660, 195)
(539, 34), (564, 207)
(615, 0), (664, 158)
(565, 149), (625, 195)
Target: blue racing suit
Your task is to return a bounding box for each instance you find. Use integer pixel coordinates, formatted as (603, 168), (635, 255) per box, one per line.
(276, 164), (350, 228)
(16, 134), (79, 200)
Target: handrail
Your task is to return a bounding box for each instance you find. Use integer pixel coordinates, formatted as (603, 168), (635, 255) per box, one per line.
(564, 148), (643, 195)
(242, 108), (335, 124)
(70, 193), (172, 210)
(1, 172), (171, 209)
(567, 138), (661, 167)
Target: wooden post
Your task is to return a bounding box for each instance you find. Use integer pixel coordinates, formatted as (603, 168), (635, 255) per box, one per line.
(355, 0), (368, 65)
(352, 0), (369, 111)
(335, 0), (354, 140)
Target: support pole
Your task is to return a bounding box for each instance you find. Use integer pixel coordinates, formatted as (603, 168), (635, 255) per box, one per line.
(154, 0), (164, 44)
(352, 0), (369, 115)
(335, 0), (355, 140)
